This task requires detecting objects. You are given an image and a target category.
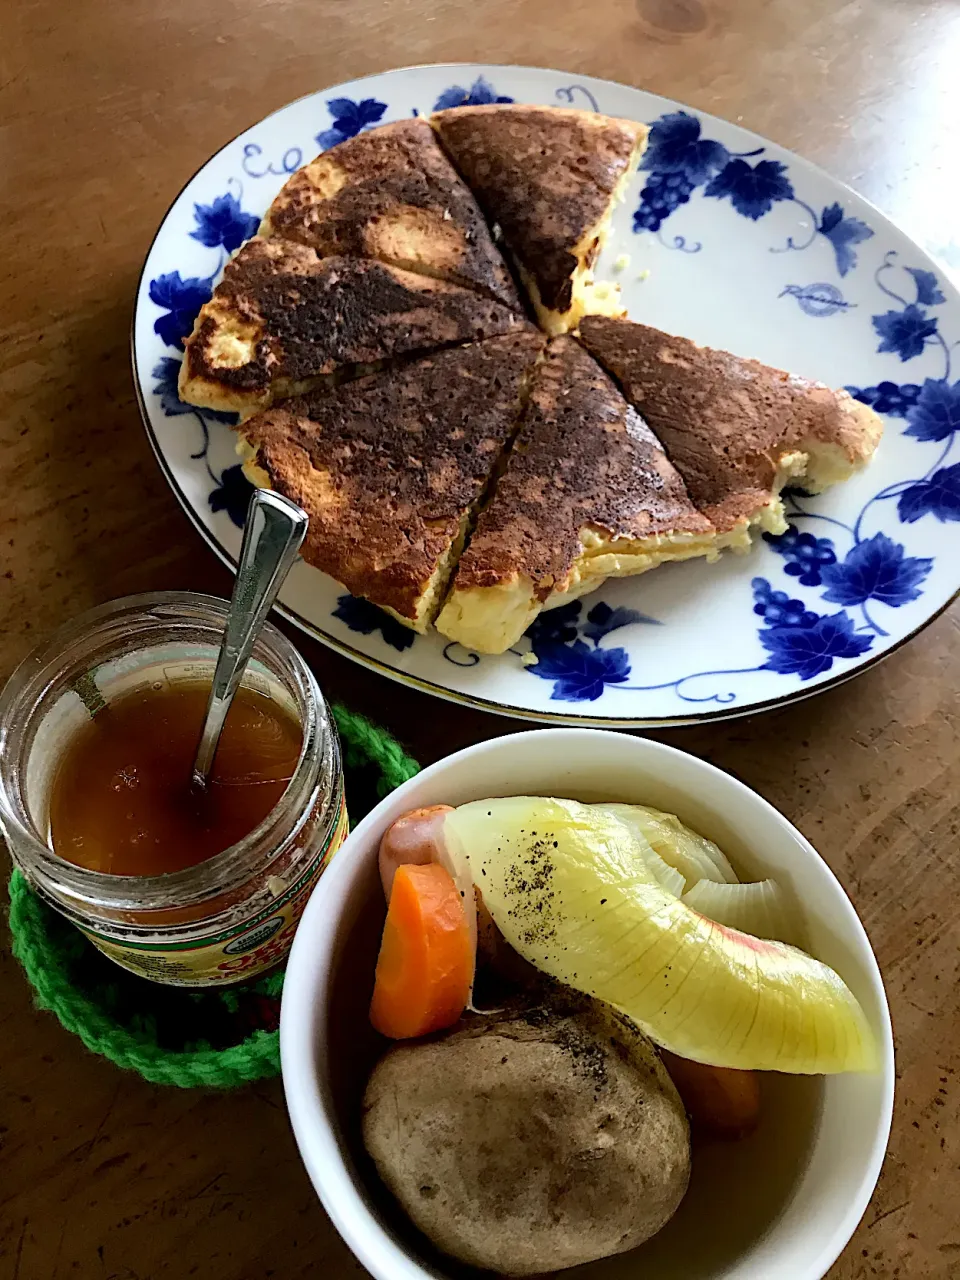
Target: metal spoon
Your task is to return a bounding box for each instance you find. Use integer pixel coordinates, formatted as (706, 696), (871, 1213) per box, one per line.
(191, 488), (308, 791)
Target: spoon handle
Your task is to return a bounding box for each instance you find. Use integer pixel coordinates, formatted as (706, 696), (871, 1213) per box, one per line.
(192, 489), (308, 789)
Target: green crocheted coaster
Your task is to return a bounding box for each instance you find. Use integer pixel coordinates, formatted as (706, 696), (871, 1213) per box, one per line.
(6, 704), (418, 1088)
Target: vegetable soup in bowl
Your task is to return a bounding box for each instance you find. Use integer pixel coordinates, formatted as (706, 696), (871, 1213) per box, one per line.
(280, 729), (894, 1280)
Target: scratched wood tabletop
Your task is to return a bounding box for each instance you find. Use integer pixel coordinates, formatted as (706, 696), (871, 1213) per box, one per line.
(2, 0), (959, 1276)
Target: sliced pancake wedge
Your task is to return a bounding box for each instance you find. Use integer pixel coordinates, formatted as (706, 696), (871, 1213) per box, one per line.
(260, 119), (520, 310)
(236, 330), (545, 632)
(178, 238), (528, 417)
(431, 105), (647, 336)
(579, 317), (883, 546)
(435, 337), (717, 655)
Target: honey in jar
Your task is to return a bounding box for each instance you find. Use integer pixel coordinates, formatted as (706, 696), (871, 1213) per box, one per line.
(49, 681), (304, 876)
(0, 593), (347, 986)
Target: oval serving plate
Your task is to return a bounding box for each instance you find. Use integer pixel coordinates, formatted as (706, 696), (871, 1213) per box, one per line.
(132, 63), (960, 726)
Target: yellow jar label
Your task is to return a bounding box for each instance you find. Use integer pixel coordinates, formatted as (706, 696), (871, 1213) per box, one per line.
(78, 794), (349, 987)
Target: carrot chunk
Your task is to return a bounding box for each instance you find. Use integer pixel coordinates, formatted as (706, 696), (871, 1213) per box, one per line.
(660, 1050), (761, 1140)
(369, 862), (473, 1039)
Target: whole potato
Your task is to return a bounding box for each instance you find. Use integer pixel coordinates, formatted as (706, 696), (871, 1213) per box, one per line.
(362, 994), (690, 1275)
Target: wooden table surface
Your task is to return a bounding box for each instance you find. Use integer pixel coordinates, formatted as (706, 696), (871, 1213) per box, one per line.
(2, 1), (960, 1276)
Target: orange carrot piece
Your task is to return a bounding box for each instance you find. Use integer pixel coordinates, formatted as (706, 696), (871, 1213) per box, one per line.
(369, 862), (473, 1040)
(661, 1050), (761, 1140)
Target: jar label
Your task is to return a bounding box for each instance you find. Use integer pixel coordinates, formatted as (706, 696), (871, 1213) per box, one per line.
(77, 792), (349, 987)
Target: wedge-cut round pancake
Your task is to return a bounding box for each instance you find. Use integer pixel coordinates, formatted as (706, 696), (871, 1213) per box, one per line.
(178, 239), (528, 416)
(431, 105), (647, 335)
(237, 330), (545, 631)
(435, 337), (716, 654)
(579, 317), (884, 542)
(260, 119), (521, 310)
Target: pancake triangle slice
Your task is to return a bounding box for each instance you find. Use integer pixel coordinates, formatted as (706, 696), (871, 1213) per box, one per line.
(178, 239), (528, 417)
(579, 317), (883, 546)
(431, 105), (648, 336)
(236, 330), (545, 633)
(435, 337), (717, 654)
(259, 118), (520, 310)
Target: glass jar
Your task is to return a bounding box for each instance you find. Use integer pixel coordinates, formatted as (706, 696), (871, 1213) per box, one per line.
(0, 592), (346, 987)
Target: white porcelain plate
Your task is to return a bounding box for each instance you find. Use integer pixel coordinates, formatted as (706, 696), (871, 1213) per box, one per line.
(133, 64), (960, 726)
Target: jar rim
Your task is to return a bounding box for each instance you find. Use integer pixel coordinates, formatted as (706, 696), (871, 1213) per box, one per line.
(0, 591), (330, 911)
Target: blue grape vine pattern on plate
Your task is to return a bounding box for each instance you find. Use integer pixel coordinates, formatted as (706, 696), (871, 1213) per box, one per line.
(633, 110), (874, 280)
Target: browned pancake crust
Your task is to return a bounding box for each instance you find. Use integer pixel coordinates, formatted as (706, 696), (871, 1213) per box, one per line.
(182, 239), (527, 402)
(241, 331), (545, 621)
(263, 119), (521, 310)
(431, 105), (643, 313)
(579, 316), (874, 532)
(453, 337), (711, 599)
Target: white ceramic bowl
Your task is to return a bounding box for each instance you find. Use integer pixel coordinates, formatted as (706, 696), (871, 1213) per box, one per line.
(281, 730), (894, 1280)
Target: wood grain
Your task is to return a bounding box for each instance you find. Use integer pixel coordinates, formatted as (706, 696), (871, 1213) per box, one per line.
(2, 1), (959, 1276)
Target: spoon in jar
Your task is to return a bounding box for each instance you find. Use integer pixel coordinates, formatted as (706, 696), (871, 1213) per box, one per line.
(191, 488), (308, 792)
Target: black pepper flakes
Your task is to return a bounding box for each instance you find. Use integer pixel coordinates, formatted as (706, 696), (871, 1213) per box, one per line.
(501, 833), (565, 947)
